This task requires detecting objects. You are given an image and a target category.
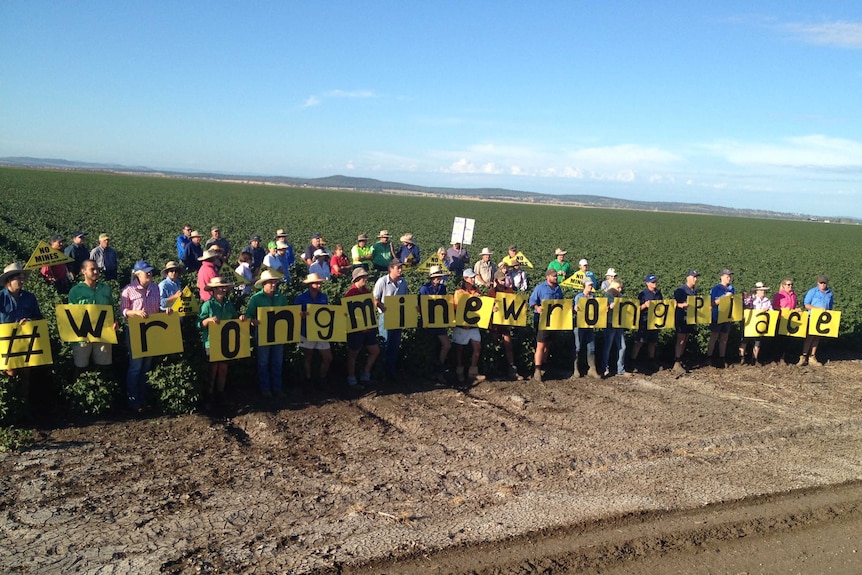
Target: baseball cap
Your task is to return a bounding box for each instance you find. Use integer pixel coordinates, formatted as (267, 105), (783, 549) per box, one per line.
(251, 235), (262, 242)
(720, 268), (733, 276)
(686, 270), (699, 277)
(578, 258), (588, 266)
(463, 269), (477, 278)
(645, 274), (657, 283)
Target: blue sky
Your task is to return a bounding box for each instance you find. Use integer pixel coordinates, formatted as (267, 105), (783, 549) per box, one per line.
(2, 2), (861, 218)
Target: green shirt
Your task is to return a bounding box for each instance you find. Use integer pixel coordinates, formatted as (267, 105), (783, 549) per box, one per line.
(548, 260), (572, 283)
(371, 241), (393, 268)
(68, 281), (114, 305)
(198, 297), (238, 349)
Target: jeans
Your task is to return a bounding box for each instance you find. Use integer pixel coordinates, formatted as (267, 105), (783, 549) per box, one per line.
(378, 314), (401, 375)
(574, 327), (595, 356)
(601, 327), (627, 374)
(257, 344), (284, 392)
(126, 330), (153, 408)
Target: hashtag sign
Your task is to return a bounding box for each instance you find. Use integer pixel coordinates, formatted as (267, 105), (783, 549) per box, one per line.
(0, 320), (53, 370)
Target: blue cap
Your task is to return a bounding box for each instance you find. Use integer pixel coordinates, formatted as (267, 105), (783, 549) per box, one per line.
(311, 233), (322, 239)
(132, 260), (155, 274)
(644, 274), (657, 283)
(686, 269), (699, 277)
(72, 230), (86, 238)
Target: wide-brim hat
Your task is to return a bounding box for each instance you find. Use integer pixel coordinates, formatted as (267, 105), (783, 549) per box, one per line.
(400, 233), (415, 243)
(275, 240), (289, 250)
(204, 277), (234, 291)
(752, 281), (770, 291)
(313, 248), (329, 258)
(0, 262), (31, 288)
(377, 230), (391, 238)
(351, 267), (368, 282)
(554, 248), (567, 256)
(198, 248), (222, 261)
(357, 233), (369, 241)
(428, 265), (448, 278)
(303, 272), (328, 284)
(276, 228), (287, 237)
(189, 230), (203, 238)
(480, 248), (493, 256)
(161, 261), (185, 277)
(255, 269), (284, 287)
(605, 268), (617, 277)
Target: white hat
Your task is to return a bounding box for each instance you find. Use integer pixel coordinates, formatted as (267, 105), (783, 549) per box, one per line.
(554, 248), (567, 256)
(303, 272), (328, 284)
(428, 265), (448, 278)
(605, 268), (617, 277)
(255, 269), (284, 287)
(579, 258), (588, 266)
(0, 262), (31, 288)
(480, 247), (493, 256)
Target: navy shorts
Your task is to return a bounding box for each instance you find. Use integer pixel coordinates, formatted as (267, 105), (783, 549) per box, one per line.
(347, 330), (379, 351)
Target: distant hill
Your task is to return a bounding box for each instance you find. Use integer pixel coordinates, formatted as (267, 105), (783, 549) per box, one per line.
(1, 156), (853, 223)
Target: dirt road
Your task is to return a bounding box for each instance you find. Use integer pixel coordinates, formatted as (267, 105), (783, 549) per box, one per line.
(2, 358), (862, 574)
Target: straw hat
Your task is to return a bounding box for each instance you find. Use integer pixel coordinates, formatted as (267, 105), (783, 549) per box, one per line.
(357, 233), (369, 241)
(377, 230), (391, 238)
(198, 247), (222, 261)
(204, 277), (234, 291)
(428, 265), (448, 278)
(303, 272), (327, 284)
(254, 269), (284, 287)
(554, 248), (567, 256)
(480, 247), (493, 256)
(161, 261), (184, 277)
(0, 262), (31, 288)
(400, 233), (415, 244)
(606, 268), (617, 277)
(351, 267), (368, 282)
(188, 230), (203, 239)
(752, 281), (770, 291)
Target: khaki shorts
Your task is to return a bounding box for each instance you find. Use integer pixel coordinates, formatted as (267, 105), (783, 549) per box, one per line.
(452, 327), (481, 345)
(299, 336), (331, 351)
(72, 342), (112, 368)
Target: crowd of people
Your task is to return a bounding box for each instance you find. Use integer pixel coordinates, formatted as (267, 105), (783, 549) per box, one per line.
(0, 225), (838, 411)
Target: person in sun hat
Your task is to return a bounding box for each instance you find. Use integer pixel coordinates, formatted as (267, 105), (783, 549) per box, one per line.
(241, 269), (290, 398)
(182, 230), (204, 272)
(706, 268), (736, 368)
(351, 233), (373, 270)
(573, 277), (601, 379)
(452, 269), (486, 386)
(371, 230), (396, 272)
(630, 273), (663, 373)
(509, 257), (529, 291)
(197, 247), (223, 302)
(158, 260), (185, 311)
(273, 228), (295, 271)
(308, 248), (332, 280)
(397, 233), (420, 267)
(739, 281), (773, 366)
(419, 264), (452, 384)
(600, 279), (631, 378)
(295, 272), (333, 385)
(120, 260), (170, 410)
(600, 268), (618, 292)
(799, 275), (835, 367)
(64, 230), (89, 277)
(0, 262), (42, 385)
(547, 248), (572, 285)
(343, 266), (380, 389)
(89, 232), (119, 281)
(373, 258), (408, 381)
(672, 270), (700, 374)
(772, 278), (798, 365)
(198, 276), (239, 407)
(445, 240), (470, 278)
(473, 247), (496, 288)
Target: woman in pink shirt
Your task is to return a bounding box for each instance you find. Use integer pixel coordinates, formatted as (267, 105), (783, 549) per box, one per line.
(772, 278), (798, 365)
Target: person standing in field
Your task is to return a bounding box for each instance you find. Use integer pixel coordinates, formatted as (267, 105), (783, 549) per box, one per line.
(672, 270), (700, 374)
(445, 241), (470, 278)
(234, 252), (253, 298)
(630, 274), (663, 372)
(373, 258), (408, 381)
(600, 268), (618, 292)
(274, 229), (296, 274)
(547, 248), (572, 284)
(528, 268), (563, 382)
(706, 268), (735, 368)
(330, 244), (350, 277)
(473, 248), (496, 288)
(158, 261), (184, 312)
(570, 258), (598, 292)
(197, 248), (222, 302)
(371, 230), (396, 272)
(0, 263), (43, 393)
(772, 278), (798, 365)
(739, 281), (772, 365)
(302, 233), (324, 266)
(488, 269), (523, 381)
(452, 269), (486, 386)
(120, 260), (169, 411)
(64, 231), (89, 278)
(262, 241), (284, 276)
(509, 258), (529, 292)
(344, 267), (380, 390)
(40, 234), (73, 294)
(397, 233), (421, 268)
(419, 265), (452, 385)
(241, 235), (266, 275)
(90, 233), (119, 281)
(205, 226), (232, 264)
(351, 234), (373, 270)
(308, 249), (332, 280)
(600, 280), (630, 378)
(295, 272), (333, 385)
(798, 275), (834, 367)
(198, 277), (238, 408)
(573, 278), (601, 379)
(176, 224), (192, 261)
(241, 270), (289, 398)
(68, 259), (117, 374)
(182, 230), (204, 272)
(503, 245), (520, 267)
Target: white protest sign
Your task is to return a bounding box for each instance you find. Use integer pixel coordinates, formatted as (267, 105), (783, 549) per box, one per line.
(451, 217), (476, 246)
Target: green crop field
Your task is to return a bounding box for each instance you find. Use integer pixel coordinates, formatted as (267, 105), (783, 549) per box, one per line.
(1, 166), (860, 429)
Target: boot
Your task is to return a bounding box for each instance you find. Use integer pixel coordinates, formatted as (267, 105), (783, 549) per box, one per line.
(532, 367), (543, 382)
(796, 355), (808, 366)
(672, 361), (685, 374)
(586, 354), (601, 379)
(508, 365), (524, 381)
(808, 356), (823, 367)
(468, 366), (485, 383)
(455, 366), (465, 383)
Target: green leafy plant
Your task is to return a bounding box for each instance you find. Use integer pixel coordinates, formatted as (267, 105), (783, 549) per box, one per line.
(147, 359), (201, 415)
(62, 369), (120, 416)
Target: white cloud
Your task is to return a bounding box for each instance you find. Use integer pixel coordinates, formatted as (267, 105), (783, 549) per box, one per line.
(782, 21), (862, 49)
(708, 135), (862, 170)
(324, 89), (377, 99)
(567, 144), (681, 166)
(302, 96), (320, 108)
(444, 158), (503, 174)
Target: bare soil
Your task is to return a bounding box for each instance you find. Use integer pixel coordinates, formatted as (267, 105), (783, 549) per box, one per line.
(3, 357), (862, 574)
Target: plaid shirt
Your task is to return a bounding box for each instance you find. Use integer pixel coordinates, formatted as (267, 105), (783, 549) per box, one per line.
(121, 280), (161, 318)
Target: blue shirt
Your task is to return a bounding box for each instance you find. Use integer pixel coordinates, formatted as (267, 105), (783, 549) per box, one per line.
(419, 281), (446, 296)
(529, 281), (563, 324)
(804, 286), (834, 310)
(294, 290), (329, 337)
(308, 260), (331, 280)
(0, 289), (43, 324)
(159, 277), (182, 311)
(710, 283), (735, 322)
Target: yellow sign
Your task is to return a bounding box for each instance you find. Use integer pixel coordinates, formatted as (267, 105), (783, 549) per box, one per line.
(808, 309), (841, 338)
(515, 252), (533, 268)
(646, 299), (676, 330)
(383, 295), (419, 330)
(559, 273), (583, 290)
(256, 305), (301, 345)
(716, 294), (744, 323)
(209, 320), (252, 361)
(305, 304), (347, 342)
(127, 313), (183, 359)
(342, 294), (378, 333)
(55, 304), (118, 344)
(420, 295), (456, 328)
(686, 295), (711, 325)
(576, 297), (608, 329)
(455, 295), (494, 329)
(0, 320), (54, 370)
(493, 293), (529, 327)
(172, 286), (201, 317)
(743, 309), (780, 338)
(24, 241), (74, 270)
(538, 299), (572, 331)
(416, 254), (449, 273)
(777, 309), (808, 338)
(609, 297), (639, 329)
(233, 271), (252, 285)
